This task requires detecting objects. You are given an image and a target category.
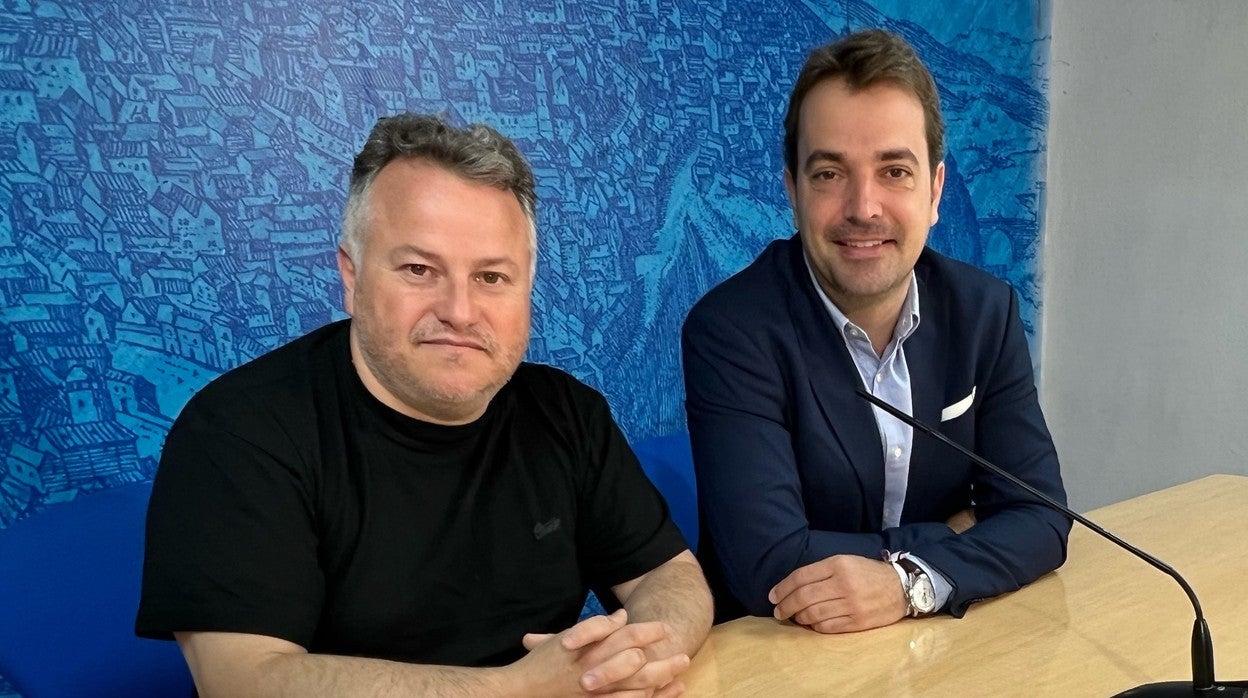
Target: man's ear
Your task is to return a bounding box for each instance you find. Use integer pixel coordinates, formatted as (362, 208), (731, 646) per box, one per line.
(929, 160), (946, 227)
(337, 246), (356, 315)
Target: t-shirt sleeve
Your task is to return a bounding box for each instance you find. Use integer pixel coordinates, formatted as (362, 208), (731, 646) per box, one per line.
(135, 394), (325, 647)
(574, 392), (689, 592)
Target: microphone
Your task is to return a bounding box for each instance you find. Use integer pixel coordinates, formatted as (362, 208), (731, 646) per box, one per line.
(855, 387), (1247, 697)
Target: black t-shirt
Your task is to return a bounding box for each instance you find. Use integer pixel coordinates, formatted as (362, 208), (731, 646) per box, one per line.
(136, 320), (686, 667)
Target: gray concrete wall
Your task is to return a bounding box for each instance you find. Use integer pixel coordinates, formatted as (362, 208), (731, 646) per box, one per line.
(1044, 0), (1248, 510)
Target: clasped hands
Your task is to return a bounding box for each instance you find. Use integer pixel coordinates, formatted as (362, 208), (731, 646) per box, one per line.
(514, 609), (689, 697)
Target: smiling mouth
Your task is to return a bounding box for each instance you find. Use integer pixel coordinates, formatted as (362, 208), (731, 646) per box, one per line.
(835, 240), (892, 248)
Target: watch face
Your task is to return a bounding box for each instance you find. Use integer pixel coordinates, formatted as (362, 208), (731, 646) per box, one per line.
(910, 576), (937, 614)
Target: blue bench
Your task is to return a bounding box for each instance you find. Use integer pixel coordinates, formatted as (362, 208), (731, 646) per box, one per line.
(0, 482), (194, 697)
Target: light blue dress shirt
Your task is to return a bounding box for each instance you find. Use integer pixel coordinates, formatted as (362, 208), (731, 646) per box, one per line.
(804, 256), (954, 611)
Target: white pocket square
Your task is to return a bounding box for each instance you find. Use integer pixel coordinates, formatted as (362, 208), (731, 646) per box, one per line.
(940, 387), (976, 422)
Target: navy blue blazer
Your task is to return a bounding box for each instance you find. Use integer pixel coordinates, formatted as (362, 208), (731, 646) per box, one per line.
(682, 235), (1070, 621)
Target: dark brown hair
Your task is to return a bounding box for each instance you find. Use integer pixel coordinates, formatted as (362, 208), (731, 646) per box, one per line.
(783, 29), (944, 176)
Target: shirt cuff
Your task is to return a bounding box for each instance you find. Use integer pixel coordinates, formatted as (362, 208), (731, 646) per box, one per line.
(907, 554), (953, 611)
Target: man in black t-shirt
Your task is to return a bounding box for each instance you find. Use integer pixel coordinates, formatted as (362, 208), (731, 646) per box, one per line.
(137, 113), (712, 697)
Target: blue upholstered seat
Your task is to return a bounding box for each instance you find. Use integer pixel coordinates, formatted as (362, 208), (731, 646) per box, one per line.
(631, 432), (699, 552)
(0, 482), (193, 698)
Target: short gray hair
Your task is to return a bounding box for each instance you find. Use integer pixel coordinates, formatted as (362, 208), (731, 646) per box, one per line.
(340, 113), (538, 276)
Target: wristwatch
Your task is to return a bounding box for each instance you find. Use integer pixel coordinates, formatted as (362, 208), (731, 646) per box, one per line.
(893, 556), (937, 617)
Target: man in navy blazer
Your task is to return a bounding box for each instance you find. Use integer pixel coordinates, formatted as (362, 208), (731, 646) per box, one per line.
(683, 29), (1070, 631)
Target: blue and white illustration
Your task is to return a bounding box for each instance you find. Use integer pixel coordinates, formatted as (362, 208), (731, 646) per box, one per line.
(0, 1), (1047, 692)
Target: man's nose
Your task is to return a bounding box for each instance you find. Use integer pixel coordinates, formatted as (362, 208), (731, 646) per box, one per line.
(844, 176), (883, 222)
(433, 279), (478, 328)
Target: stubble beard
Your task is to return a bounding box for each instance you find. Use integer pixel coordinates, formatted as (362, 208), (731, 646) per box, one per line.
(353, 314), (527, 421)
(813, 220), (912, 309)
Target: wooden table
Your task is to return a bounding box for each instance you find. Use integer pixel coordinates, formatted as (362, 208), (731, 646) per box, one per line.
(682, 475), (1248, 696)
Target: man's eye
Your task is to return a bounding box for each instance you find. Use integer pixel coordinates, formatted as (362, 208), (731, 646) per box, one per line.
(479, 272), (504, 284)
(812, 170), (838, 181)
(885, 167), (911, 179)
(405, 264), (429, 276)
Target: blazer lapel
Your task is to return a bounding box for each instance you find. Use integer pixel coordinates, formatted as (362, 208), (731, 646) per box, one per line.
(902, 257), (951, 521)
(783, 238), (886, 527)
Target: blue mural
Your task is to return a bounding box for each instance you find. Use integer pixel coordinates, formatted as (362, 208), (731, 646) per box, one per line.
(0, 1), (1047, 692)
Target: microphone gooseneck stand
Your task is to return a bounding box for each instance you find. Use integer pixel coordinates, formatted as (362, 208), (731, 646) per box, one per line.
(855, 387), (1247, 697)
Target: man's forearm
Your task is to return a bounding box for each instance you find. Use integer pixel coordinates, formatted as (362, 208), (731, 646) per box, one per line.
(178, 632), (511, 698)
(617, 551), (713, 660)
(258, 653), (507, 698)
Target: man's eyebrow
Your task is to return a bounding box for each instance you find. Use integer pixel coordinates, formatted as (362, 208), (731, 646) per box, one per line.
(878, 148), (920, 165)
(387, 244), (439, 263)
(802, 148), (920, 170)
(474, 257), (522, 270)
(802, 150), (846, 171)
(386, 245), (520, 269)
